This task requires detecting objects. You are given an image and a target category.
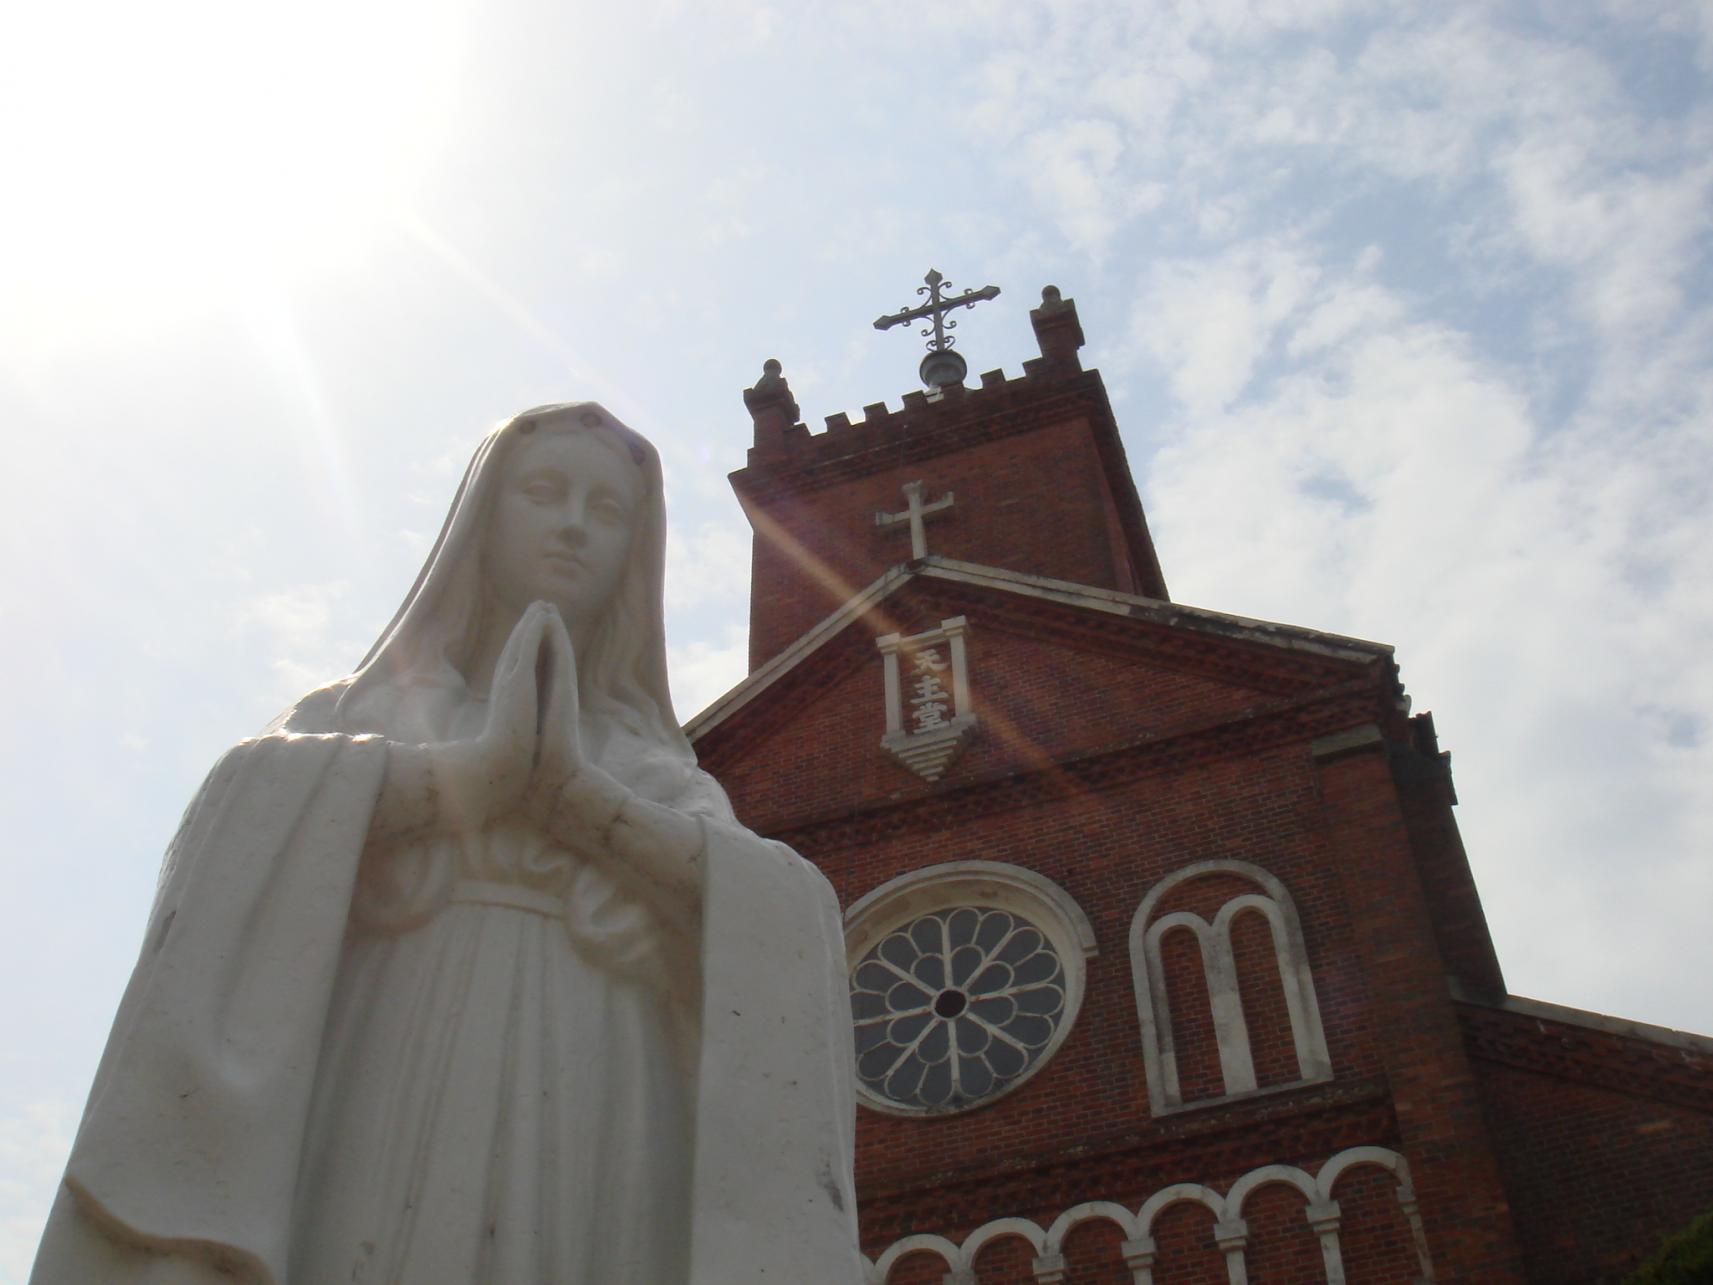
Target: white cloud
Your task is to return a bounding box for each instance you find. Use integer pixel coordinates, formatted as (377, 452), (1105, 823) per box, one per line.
(664, 519), (753, 616)
(1014, 118), (1144, 258)
(668, 623), (749, 722)
(0, 1097), (75, 1285)
(235, 584), (342, 651)
(234, 582), (354, 705)
(930, 3), (1713, 1025)
(1498, 138), (1713, 335)
(1132, 242), (1320, 417)
(1140, 237), (1713, 1028)
(577, 247), (625, 279)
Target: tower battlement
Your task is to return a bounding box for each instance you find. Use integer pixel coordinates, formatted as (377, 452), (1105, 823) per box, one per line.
(740, 286), (1089, 475)
(732, 289), (1165, 670)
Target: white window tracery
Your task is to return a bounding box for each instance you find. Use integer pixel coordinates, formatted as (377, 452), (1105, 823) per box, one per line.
(850, 906), (1066, 1110)
(1128, 860), (1332, 1114)
(844, 861), (1096, 1117)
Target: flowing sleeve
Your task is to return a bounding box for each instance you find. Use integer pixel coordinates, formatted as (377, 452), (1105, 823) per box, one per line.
(689, 818), (865, 1284)
(39, 731), (388, 1285)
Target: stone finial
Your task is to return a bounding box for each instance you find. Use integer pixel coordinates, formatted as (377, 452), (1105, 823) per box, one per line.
(742, 357), (801, 452)
(1028, 285), (1085, 371)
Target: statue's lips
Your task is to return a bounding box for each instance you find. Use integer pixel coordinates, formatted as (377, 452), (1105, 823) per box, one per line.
(541, 552), (586, 577)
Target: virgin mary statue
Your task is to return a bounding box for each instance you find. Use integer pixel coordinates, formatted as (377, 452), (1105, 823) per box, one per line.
(32, 404), (863, 1285)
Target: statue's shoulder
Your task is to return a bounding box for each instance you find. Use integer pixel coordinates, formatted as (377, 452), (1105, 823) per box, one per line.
(673, 764), (738, 822)
(262, 679), (354, 736)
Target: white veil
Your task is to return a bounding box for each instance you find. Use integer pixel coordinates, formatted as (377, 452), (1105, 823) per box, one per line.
(275, 402), (723, 814)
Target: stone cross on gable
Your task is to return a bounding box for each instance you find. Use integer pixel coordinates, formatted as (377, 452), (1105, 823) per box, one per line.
(875, 479), (954, 560)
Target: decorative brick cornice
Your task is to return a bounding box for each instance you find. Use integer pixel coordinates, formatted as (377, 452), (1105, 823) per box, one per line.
(745, 682), (1384, 853)
(1457, 999), (1713, 1115)
(948, 578), (1384, 694)
(693, 569), (1402, 777)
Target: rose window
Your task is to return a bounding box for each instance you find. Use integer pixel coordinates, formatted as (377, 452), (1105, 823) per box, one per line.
(850, 906), (1067, 1112)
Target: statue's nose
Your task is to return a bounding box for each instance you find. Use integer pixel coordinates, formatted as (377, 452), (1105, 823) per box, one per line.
(555, 511), (589, 546)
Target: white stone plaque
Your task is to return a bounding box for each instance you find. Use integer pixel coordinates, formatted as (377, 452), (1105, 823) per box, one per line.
(877, 616), (975, 780)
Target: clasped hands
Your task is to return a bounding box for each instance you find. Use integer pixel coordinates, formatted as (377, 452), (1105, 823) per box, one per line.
(433, 601), (628, 847)
(370, 600), (703, 909)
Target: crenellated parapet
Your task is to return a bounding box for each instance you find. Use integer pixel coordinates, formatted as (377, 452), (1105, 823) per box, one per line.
(741, 287), (1091, 476)
(731, 288), (1166, 670)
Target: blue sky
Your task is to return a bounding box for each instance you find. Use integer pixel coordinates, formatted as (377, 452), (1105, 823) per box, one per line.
(2, 1), (1711, 1275)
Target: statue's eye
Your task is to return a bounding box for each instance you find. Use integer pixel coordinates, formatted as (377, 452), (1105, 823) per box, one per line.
(590, 494), (628, 525)
(522, 479), (563, 503)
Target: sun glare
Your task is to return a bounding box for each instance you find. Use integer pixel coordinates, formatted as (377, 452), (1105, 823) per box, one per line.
(1, 0), (462, 335)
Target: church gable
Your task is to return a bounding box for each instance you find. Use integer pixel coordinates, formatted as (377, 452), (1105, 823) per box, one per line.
(693, 561), (1395, 833)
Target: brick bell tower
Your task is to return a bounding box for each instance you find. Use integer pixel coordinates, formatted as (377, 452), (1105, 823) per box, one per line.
(688, 279), (1713, 1284)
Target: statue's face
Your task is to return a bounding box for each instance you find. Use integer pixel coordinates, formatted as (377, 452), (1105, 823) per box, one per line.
(483, 429), (642, 626)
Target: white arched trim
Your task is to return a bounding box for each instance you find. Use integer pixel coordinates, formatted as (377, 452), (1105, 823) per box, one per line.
(1043, 1200), (1141, 1255)
(1316, 1146), (1435, 1282)
(845, 860), (1099, 959)
(1145, 913), (1254, 1100)
(1226, 1163), (1318, 1215)
(961, 1215), (1048, 1261)
(1129, 859), (1331, 1113)
(845, 861), (1098, 1118)
(873, 1232), (959, 1282)
(869, 1145), (1422, 1284)
(1316, 1145), (1414, 1201)
(1137, 1182), (1229, 1235)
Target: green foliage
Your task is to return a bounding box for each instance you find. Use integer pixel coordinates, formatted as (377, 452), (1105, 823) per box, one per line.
(1624, 1208), (1713, 1285)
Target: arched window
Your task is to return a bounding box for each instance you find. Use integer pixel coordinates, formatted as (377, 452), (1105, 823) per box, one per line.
(1129, 860), (1331, 1113)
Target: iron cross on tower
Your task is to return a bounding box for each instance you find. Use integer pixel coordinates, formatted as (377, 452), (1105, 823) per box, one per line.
(873, 268), (1001, 390)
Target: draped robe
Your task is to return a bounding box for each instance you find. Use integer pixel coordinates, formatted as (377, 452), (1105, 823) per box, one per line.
(33, 729), (862, 1284)
(31, 404), (864, 1284)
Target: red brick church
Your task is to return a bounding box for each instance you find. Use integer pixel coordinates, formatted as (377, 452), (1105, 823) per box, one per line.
(687, 282), (1713, 1283)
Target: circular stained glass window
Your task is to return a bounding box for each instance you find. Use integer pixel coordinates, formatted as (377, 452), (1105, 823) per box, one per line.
(850, 906), (1067, 1113)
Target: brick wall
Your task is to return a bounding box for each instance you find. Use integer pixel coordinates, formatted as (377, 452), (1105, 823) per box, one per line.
(1329, 1165), (1424, 1281)
(702, 298), (1713, 1283)
(1312, 741), (1527, 1281)
(1393, 713), (1506, 998)
(822, 743), (1384, 1192)
(696, 572), (1523, 1275)
(700, 579), (1382, 835)
(1461, 1001), (1713, 1283)
(739, 409), (1135, 665)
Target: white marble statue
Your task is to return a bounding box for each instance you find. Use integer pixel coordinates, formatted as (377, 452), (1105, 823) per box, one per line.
(32, 404), (863, 1284)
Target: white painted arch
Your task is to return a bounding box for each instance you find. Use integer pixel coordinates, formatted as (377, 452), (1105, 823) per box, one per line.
(1129, 859), (1331, 1113)
(845, 861), (1099, 960)
(1225, 1162), (1319, 1215)
(1042, 1200), (1140, 1255)
(870, 1232), (959, 1284)
(1136, 1181), (1230, 1236)
(866, 1143), (1430, 1285)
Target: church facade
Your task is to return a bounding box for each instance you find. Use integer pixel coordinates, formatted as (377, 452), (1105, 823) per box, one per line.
(688, 288), (1713, 1284)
